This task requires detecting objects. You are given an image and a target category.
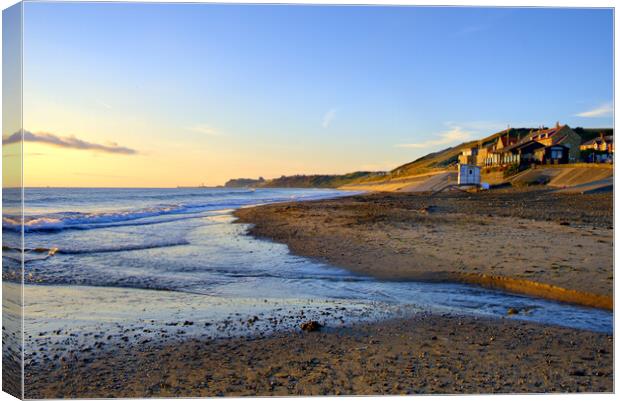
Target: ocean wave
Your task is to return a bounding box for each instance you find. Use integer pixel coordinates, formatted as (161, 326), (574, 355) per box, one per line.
(3, 240), (190, 262)
(4, 188), (350, 233)
(3, 246), (59, 263)
(22, 188), (258, 205)
(3, 204), (213, 233)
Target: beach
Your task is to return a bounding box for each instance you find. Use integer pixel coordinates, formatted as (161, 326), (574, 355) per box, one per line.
(235, 187), (613, 309)
(9, 187), (614, 396)
(24, 312), (612, 397)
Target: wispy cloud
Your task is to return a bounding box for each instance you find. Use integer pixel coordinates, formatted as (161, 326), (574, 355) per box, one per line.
(455, 9), (513, 37)
(73, 172), (128, 178)
(456, 25), (487, 36)
(359, 162), (397, 172)
(396, 120), (520, 150)
(322, 108), (337, 128)
(396, 126), (473, 149)
(444, 120), (508, 133)
(576, 102), (613, 118)
(186, 124), (222, 136)
(2, 130), (138, 155)
(95, 99), (112, 110)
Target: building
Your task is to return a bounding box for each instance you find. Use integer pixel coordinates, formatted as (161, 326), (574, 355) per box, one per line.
(460, 130), (519, 167)
(580, 135), (614, 153)
(480, 134), (519, 166)
(457, 164), (481, 186)
(458, 147), (478, 165)
(459, 123), (581, 168)
(536, 144), (570, 164)
(500, 140), (545, 165)
(515, 124), (581, 162)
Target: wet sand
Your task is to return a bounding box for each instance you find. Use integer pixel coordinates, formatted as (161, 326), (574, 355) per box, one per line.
(235, 188), (613, 309)
(25, 313), (612, 397)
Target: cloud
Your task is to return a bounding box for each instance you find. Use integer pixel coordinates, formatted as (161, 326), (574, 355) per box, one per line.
(396, 126), (473, 149)
(95, 99), (112, 110)
(576, 102), (613, 118)
(322, 108), (337, 128)
(73, 172), (128, 178)
(358, 162), (397, 172)
(186, 124), (222, 136)
(2, 130), (137, 155)
(444, 120), (508, 133)
(457, 25), (487, 35)
(455, 10), (513, 37)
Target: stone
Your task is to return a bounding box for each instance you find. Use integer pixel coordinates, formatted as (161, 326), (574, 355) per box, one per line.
(300, 321), (323, 332)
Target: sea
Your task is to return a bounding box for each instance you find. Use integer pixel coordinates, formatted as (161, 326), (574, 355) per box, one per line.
(1, 188), (612, 355)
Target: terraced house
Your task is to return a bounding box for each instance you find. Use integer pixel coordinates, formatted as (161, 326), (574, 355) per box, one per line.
(580, 134), (614, 153)
(459, 124), (582, 167)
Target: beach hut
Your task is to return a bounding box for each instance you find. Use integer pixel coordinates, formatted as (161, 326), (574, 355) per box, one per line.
(457, 164), (481, 186)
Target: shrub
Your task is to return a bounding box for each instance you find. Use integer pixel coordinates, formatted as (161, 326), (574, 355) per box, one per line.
(503, 163), (521, 178)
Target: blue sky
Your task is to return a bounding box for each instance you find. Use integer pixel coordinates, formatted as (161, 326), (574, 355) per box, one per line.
(17, 3), (614, 186)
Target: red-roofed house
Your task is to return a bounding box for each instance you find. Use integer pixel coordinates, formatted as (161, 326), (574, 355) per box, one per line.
(516, 124), (581, 162)
(493, 124), (581, 166)
(458, 124), (582, 168)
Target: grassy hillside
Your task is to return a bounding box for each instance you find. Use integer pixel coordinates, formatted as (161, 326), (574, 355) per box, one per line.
(225, 177), (266, 188)
(387, 128), (533, 179)
(225, 171), (386, 189)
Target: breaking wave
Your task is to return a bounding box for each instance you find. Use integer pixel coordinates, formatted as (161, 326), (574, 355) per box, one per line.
(3, 203), (224, 233)
(4, 189), (357, 233)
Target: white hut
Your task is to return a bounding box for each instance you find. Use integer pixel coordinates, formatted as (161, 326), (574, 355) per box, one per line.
(457, 164), (481, 186)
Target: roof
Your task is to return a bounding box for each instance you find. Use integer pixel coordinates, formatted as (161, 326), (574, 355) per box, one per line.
(498, 135), (518, 147)
(502, 139), (546, 154)
(526, 126), (561, 141)
(553, 134), (570, 145)
(582, 136), (613, 146)
(503, 124), (576, 150)
(482, 133), (519, 153)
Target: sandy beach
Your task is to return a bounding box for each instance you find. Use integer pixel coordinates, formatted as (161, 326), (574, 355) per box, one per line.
(20, 186), (614, 397)
(235, 187), (613, 309)
(25, 313), (613, 397)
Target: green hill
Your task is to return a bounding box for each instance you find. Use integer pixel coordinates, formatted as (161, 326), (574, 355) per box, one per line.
(387, 128), (533, 179)
(224, 171), (386, 189)
(224, 177), (266, 188)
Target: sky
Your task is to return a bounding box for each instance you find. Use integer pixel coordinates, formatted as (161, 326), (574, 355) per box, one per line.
(3, 3), (614, 187)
